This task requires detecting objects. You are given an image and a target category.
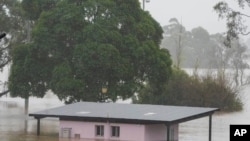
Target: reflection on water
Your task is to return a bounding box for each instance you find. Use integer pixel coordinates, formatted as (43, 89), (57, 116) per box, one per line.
(1, 85), (250, 141)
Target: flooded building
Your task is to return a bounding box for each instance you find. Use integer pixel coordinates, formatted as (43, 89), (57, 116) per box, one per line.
(29, 102), (219, 141)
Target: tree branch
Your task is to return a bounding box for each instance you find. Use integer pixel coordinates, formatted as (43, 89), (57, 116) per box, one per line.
(240, 31), (250, 35)
(0, 59), (10, 68)
(0, 90), (9, 97)
(235, 10), (250, 18)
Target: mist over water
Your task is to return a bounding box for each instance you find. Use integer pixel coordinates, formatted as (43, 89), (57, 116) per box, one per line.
(0, 92), (62, 141)
(1, 70), (250, 141)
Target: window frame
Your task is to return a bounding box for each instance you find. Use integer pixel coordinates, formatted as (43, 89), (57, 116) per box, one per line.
(95, 125), (104, 137)
(111, 126), (120, 137)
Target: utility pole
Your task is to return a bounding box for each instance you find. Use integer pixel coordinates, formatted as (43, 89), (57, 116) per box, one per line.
(24, 20), (31, 133)
(142, 0), (150, 10)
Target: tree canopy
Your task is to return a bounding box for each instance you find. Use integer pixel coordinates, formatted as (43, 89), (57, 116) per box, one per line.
(8, 0), (172, 103)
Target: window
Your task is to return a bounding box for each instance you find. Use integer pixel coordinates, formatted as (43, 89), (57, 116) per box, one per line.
(111, 126), (120, 137)
(95, 125), (104, 137)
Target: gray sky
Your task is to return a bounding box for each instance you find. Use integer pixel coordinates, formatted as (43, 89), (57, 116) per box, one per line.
(142, 0), (250, 38)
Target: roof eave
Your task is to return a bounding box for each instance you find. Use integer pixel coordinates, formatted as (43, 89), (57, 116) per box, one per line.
(169, 108), (220, 125)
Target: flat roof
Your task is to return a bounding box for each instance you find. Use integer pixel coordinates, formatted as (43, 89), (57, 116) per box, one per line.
(29, 102), (219, 124)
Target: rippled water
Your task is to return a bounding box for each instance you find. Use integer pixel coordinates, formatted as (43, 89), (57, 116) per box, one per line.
(1, 86), (250, 141)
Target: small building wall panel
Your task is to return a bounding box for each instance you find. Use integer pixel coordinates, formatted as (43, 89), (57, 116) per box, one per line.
(59, 120), (145, 141)
(144, 124), (166, 141)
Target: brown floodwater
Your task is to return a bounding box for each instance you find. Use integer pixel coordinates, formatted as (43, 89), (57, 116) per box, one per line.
(1, 85), (250, 141)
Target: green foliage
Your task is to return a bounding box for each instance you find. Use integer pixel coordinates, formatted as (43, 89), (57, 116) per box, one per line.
(0, 0), (26, 69)
(9, 0), (172, 103)
(21, 0), (58, 20)
(135, 68), (243, 112)
(9, 43), (51, 98)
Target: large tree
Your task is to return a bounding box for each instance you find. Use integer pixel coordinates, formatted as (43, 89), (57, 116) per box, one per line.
(8, 0), (172, 103)
(214, 0), (250, 47)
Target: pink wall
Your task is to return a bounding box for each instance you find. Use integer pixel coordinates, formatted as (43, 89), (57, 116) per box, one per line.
(59, 120), (95, 139)
(59, 120), (178, 141)
(144, 124), (166, 141)
(112, 123), (145, 141)
(59, 120), (145, 141)
(144, 124), (179, 141)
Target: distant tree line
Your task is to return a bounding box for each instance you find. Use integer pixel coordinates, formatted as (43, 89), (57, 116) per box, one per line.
(161, 18), (249, 70)
(161, 18), (250, 86)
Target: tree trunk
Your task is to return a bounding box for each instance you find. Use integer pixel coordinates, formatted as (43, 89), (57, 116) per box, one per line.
(24, 20), (31, 133)
(24, 97), (29, 133)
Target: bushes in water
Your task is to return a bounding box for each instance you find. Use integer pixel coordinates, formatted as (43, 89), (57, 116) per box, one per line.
(134, 68), (243, 112)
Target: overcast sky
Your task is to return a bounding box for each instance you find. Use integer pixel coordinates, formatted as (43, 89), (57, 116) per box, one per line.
(141, 0), (250, 39)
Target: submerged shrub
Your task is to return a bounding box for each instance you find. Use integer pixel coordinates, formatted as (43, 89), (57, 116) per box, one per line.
(134, 68), (243, 112)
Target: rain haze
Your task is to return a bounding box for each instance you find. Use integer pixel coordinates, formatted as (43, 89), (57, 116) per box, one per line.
(142, 0), (250, 39)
